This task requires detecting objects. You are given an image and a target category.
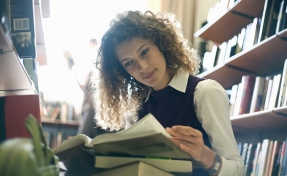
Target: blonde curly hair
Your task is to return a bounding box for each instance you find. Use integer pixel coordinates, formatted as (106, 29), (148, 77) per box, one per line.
(92, 10), (201, 131)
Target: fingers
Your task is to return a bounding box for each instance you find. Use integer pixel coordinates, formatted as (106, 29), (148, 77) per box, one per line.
(170, 125), (202, 137)
(166, 126), (202, 139)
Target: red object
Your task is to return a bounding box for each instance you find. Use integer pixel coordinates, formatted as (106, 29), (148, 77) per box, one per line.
(4, 94), (41, 139)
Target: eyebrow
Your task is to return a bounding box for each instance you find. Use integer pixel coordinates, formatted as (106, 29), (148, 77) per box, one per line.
(119, 43), (148, 63)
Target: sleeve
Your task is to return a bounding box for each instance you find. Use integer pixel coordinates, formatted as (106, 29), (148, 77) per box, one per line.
(194, 79), (245, 176)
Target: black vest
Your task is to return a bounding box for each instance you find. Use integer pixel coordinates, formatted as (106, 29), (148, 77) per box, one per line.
(138, 76), (211, 176)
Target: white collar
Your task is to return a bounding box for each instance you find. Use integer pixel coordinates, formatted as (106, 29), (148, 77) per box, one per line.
(144, 70), (189, 102)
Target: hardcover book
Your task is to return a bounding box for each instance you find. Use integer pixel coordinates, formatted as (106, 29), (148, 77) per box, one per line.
(93, 161), (175, 176)
(9, 0), (36, 58)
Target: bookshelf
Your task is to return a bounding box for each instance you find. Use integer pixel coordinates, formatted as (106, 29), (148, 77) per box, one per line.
(0, 0), (50, 142)
(0, 23), (41, 141)
(194, 0), (287, 140)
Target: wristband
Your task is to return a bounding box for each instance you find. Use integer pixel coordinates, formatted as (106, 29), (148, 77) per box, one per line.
(204, 152), (222, 175)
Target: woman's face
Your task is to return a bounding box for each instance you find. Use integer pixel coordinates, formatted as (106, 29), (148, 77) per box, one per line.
(116, 37), (172, 91)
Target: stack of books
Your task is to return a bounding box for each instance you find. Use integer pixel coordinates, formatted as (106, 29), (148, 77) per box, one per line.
(52, 113), (195, 175)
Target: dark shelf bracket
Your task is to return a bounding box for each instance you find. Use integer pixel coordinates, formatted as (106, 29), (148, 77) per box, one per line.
(230, 10), (255, 20)
(277, 35), (287, 42)
(226, 64), (260, 75)
(272, 109), (287, 118)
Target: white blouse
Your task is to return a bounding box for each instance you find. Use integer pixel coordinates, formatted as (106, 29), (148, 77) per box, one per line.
(146, 70), (245, 176)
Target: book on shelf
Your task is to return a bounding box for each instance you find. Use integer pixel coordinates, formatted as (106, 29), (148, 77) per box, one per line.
(92, 161), (175, 176)
(260, 76), (272, 111)
(258, 0), (278, 42)
(278, 59), (287, 107)
(281, 0), (287, 31)
(52, 113), (196, 172)
(229, 84), (238, 117)
(268, 141), (282, 176)
(238, 75), (256, 115)
(272, 142), (284, 176)
(235, 27), (246, 54)
(9, 0), (36, 58)
(94, 155), (192, 173)
(268, 74), (281, 110)
(244, 143), (256, 176)
(257, 139), (274, 176)
(279, 138), (287, 176)
(250, 142), (261, 176)
(249, 76), (266, 113)
(241, 142), (249, 165)
(265, 0), (282, 38)
(232, 82), (243, 116)
(264, 77), (274, 110)
(276, 0), (287, 33)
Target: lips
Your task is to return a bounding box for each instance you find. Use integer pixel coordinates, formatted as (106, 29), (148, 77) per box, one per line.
(142, 69), (156, 79)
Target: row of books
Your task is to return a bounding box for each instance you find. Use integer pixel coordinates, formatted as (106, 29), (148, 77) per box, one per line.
(229, 59), (287, 116)
(43, 131), (72, 149)
(202, 0), (287, 72)
(206, 0), (238, 23)
(43, 101), (78, 122)
(237, 137), (287, 176)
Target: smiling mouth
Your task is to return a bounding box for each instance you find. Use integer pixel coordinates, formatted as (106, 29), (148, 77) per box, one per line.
(142, 69), (156, 79)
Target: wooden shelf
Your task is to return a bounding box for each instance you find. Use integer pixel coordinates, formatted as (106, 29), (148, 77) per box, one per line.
(41, 118), (79, 128)
(227, 29), (287, 76)
(197, 63), (253, 89)
(194, 0), (265, 43)
(197, 29), (287, 89)
(0, 25), (36, 96)
(231, 107), (287, 134)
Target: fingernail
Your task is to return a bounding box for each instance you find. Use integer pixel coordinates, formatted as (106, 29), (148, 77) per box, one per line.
(172, 126), (177, 130)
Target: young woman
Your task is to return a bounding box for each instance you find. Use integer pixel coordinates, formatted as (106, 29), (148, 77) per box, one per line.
(93, 11), (244, 176)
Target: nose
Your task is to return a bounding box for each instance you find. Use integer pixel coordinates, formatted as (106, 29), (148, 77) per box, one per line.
(137, 59), (148, 72)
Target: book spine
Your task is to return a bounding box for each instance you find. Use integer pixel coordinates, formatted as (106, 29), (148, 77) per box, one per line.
(239, 75), (256, 115)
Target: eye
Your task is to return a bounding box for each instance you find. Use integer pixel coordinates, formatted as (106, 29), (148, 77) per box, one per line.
(124, 60), (133, 67)
(140, 48), (149, 56)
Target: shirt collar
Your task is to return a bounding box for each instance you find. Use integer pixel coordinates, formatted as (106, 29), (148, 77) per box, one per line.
(144, 70), (189, 102)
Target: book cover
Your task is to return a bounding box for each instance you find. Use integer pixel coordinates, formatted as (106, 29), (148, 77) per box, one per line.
(245, 143), (256, 176)
(272, 142), (284, 176)
(241, 142), (249, 165)
(275, 0), (287, 33)
(281, 0), (287, 30)
(257, 139), (273, 176)
(94, 155), (192, 173)
(9, 0), (36, 58)
(265, 0), (282, 38)
(268, 141), (282, 176)
(229, 84), (238, 117)
(93, 161), (175, 176)
(233, 83), (243, 116)
(238, 75), (256, 115)
(264, 78), (274, 110)
(268, 74), (282, 110)
(249, 76), (266, 113)
(279, 139), (287, 176)
(260, 76), (272, 111)
(257, 0), (275, 43)
(277, 59), (287, 107)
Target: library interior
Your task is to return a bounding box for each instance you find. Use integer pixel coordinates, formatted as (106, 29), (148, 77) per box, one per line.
(1, 0), (287, 175)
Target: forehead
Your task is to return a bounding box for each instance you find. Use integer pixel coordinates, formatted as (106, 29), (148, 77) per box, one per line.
(116, 37), (152, 58)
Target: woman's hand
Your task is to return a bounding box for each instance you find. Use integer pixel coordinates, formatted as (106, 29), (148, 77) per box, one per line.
(166, 125), (215, 169)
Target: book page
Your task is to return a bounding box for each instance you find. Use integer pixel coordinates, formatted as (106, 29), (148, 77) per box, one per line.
(52, 134), (92, 154)
(89, 114), (171, 147)
(119, 113), (170, 137)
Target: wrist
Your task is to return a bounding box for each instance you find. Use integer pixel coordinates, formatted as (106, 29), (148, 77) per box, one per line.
(204, 152), (222, 175)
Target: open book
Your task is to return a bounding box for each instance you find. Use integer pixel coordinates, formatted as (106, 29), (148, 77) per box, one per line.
(52, 113), (191, 159)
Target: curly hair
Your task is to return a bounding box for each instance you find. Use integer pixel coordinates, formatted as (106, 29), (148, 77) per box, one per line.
(92, 10), (201, 131)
